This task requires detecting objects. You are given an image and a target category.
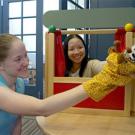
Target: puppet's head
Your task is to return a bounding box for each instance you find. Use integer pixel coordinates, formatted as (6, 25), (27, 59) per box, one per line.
(109, 40), (135, 64)
(124, 45), (135, 63)
(107, 41), (135, 77)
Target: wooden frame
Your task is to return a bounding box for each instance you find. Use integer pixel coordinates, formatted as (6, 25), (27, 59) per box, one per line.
(45, 29), (135, 116)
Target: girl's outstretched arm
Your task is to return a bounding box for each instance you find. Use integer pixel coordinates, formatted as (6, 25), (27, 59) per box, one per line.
(0, 85), (88, 116)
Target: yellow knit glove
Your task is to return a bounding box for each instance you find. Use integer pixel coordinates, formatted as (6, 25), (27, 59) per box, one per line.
(83, 52), (134, 102)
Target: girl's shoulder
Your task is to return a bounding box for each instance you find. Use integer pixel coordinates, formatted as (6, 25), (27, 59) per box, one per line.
(16, 78), (25, 94)
(0, 75), (8, 87)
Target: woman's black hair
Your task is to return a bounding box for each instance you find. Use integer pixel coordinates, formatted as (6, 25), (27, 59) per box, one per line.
(63, 34), (88, 77)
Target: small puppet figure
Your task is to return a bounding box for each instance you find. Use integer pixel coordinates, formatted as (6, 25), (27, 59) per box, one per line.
(83, 41), (135, 101)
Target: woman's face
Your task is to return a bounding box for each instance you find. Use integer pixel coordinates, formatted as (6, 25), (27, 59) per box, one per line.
(68, 38), (85, 64)
(1, 39), (29, 78)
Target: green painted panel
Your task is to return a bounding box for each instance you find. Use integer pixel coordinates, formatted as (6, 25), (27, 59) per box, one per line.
(43, 8), (135, 29)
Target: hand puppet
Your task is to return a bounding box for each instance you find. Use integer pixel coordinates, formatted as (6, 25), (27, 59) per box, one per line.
(83, 41), (135, 101)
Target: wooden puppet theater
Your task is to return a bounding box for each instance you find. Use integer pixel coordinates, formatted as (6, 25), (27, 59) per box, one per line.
(36, 8), (135, 135)
(44, 28), (135, 116)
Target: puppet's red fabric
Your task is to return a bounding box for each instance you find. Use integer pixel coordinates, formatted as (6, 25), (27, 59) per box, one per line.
(114, 28), (126, 52)
(115, 28), (135, 52)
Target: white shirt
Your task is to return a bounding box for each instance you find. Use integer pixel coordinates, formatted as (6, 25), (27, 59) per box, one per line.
(69, 60), (106, 77)
(69, 69), (80, 77)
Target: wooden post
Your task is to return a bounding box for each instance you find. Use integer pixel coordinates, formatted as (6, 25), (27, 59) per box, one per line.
(45, 32), (55, 97)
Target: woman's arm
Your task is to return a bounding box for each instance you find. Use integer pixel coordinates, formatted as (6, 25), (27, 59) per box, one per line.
(91, 60), (106, 76)
(129, 73), (135, 79)
(0, 85), (88, 116)
(85, 60), (106, 77)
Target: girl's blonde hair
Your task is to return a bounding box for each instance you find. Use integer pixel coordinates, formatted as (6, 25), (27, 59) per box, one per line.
(0, 34), (21, 62)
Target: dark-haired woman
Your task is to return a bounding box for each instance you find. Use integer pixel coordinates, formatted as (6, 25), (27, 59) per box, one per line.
(63, 34), (106, 77)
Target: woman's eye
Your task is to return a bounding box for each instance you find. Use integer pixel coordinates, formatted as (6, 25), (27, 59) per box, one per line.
(79, 47), (83, 49)
(69, 48), (74, 51)
(79, 45), (84, 49)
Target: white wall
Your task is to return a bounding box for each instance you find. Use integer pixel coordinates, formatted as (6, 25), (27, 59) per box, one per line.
(43, 0), (59, 63)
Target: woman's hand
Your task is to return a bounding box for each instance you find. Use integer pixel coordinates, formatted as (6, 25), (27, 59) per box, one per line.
(129, 72), (135, 79)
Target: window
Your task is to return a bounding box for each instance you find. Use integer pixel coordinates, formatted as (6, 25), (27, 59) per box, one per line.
(3, 0), (43, 98)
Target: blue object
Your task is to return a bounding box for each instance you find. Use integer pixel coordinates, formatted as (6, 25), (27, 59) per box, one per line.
(0, 75), (25, 135)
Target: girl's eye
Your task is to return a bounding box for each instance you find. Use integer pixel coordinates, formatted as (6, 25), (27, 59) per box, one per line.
(15, 58), (21, 62)
(14, 56), (22, 62)
(25, 54), (28, 58)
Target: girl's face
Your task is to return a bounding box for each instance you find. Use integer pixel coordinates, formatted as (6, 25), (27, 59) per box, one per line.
(68, 38), (85, 64)
(1, 39), (29, 78)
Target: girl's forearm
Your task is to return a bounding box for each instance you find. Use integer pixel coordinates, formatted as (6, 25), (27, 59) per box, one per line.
(41, 85), (88, 116)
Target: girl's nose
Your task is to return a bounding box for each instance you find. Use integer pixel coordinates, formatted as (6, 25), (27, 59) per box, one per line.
(23, 58), (29, 66)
